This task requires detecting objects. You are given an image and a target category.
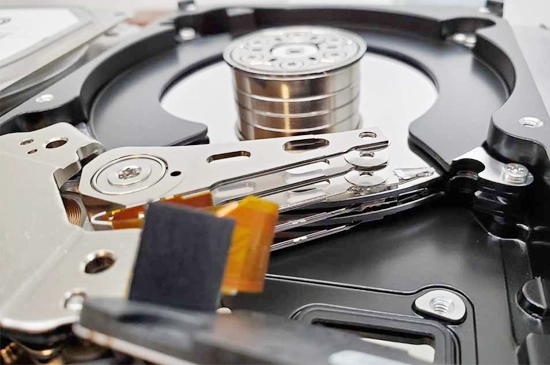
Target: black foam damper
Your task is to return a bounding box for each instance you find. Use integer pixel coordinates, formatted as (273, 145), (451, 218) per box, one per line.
(129, 203), (234, 312)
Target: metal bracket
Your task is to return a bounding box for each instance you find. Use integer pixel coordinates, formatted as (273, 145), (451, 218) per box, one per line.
(0, 123), (140, 334)
(0, 123), (434, 334)
(79, 128), (391, 208)
(453, 147), (534, 187)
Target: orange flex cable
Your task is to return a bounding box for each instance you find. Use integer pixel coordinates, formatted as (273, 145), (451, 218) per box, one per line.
(215, 197), (279, 294)
(96, 193), (278, 294)
(98, 192), (214, 229)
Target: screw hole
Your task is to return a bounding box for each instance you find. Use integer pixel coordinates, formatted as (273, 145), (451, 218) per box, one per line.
(359, 131), (377, 139)
(27, 149), (38, 154)
(519, 117), (544, 128)
(170, 171), (182, 177)
(84, 251), (116, 274)
(45, 137), (68, 149)
(360, 151), (375, 158)
(429, 297), (455, 315)
(20, 138), (34, 146)
(64, 290), (86, 311)
(283, 138), (329, 153)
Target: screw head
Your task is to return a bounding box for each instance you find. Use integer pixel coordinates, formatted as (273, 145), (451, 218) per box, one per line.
(118, 165), (142, 180)
(502, 163), (529, 184)
(450, 33), (477, 48)
(518, 277), (550, 318)
(178, 27), (196, 41)
(93, 155), (166, 195)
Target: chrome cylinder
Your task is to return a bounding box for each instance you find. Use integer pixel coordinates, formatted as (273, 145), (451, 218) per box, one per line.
(224, 26), (366, 140)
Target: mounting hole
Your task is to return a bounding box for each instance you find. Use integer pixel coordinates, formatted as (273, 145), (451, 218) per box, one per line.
(27, 149), (38, 154)
(207, 151), (251, 163)
(64, 290), (86, 311)
(45, 137), (68, 149)
(519, 117), (544, 128)
(359, 131), (377, 139)
(20, 138), (34, 146)
(360, 151), (375, 158)
(170, 171), (182, 177)
(84, 251), (116, 274)
(283, 138), (329, 153)
(429, 297), (456, 316)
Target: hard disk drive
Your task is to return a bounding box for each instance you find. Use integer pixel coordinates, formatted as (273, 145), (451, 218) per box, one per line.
(0, 1), (549, 364)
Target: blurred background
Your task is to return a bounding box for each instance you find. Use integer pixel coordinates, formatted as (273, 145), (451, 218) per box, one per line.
(7, 0), (550, 27)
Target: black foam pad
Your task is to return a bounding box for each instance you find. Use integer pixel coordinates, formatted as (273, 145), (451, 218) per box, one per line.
(129, 202), (235, 312)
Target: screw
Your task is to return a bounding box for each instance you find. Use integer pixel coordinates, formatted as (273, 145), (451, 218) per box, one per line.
(118, 166), (142, 180)
(501, 163), (529, 184)
(35, 94), (54, 103)
(179, 27), (196, 41)
(518, 277), (550, 318)
(451, 33), (477, 48)
(414, 290), (466, 323)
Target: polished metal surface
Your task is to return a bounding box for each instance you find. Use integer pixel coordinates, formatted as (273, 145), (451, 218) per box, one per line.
(224, 26), (366, 139)
(224, 26), (366, 75)
(161, 54), (441, 218)
(501, 163), (530, 184)
(454, 147), (534, 187)
(237, 113), (361, 140)
(0, 124), (140, 333)
(234, 82), (360, 114)
(413, 290), (466, 323)
(79, 127), (390, 209)
(270, 191), (442, 252)
(91, 155), (167, 195)
(0, 124), (435, 332)
(161, 53), (439, 175)
(237, 95), (360, 129)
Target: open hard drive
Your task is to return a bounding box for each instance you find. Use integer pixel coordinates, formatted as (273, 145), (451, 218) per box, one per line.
(1, 1), (549, 364)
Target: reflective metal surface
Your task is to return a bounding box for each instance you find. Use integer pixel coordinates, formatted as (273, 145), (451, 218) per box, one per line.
(454, 147), (534, 187)
(0, 123), (140, 333)
(224, 26), (366, 75)
(161, 53), (438, 172)
(224, 26), (366, 139)
(79, 127), (390, 208)
(413, 290), (467, 323)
